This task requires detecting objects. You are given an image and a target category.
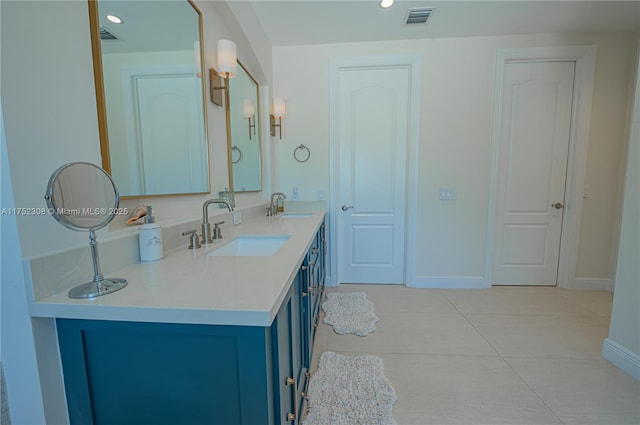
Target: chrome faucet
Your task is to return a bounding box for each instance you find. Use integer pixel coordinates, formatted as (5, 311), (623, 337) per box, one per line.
(268, 192), (286, 216)
(202, 199), (233, 244)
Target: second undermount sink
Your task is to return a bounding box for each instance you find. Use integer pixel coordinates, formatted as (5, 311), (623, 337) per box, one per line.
(280, 212), (312, 218)
(207, 235), (290, 257)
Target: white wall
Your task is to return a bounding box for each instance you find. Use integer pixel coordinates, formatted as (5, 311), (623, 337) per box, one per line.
(604, 40), (640, 379)
(1, 99), (46, 424)
(272, 32), (636, 286)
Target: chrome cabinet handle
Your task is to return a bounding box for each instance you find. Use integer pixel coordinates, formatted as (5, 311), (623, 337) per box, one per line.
(552, 202), (564, 209)
(341, 205), (353, 211)
(286, 377), (298, 422)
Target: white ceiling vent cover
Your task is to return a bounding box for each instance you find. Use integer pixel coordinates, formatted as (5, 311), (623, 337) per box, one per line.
(404, 7), (435, 25)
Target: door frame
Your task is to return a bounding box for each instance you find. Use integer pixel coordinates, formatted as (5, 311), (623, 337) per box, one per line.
(484, 45), (596, 289)
(328, 55), (421, 287)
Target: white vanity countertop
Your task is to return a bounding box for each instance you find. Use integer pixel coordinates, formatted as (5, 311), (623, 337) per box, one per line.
(30, 210), (325, 327)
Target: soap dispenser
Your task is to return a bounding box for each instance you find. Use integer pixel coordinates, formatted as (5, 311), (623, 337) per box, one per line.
(139, 206), (163, 262)
(276, 195), (284, 212)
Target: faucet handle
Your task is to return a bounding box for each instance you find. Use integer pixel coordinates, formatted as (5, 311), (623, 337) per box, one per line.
(182, 229), (201, 250)
(213, 221), (224, 240)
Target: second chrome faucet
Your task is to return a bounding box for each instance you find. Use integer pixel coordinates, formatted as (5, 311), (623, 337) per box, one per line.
(202, 199), (233, 244)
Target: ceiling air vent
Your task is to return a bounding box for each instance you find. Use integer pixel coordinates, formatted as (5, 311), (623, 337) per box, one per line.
(99, 27), (119, 40)
(404, 8), (434, 25)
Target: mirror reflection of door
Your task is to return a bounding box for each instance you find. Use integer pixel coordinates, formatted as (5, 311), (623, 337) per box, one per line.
(227, 62), (262, 192)
(93, 0), (209, 197)
(119, 65), (207, 195)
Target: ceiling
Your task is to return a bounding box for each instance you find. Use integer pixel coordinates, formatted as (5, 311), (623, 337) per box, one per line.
(247, 0), (640, 47)
(98, 1), (200, 54)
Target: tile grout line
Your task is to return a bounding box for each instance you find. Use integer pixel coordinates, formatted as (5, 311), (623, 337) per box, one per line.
(460, 310), (567, 425)
(500, 356), (568, 425)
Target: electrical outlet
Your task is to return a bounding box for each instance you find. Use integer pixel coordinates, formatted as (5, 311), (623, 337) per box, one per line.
(293, 186), (298, 200)
(232, 212), (242, 225)
(439, 188), (457, 200)
(318, 190), (325, 200)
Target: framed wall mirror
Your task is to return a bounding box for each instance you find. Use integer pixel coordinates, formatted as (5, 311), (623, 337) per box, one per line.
(226, 62), (262, 192)
(88, 0), (210, 198)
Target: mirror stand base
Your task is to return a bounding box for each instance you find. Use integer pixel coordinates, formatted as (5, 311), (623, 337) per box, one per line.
(68, 278), (127, 299)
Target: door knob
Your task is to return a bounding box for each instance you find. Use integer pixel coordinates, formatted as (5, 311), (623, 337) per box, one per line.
(552, 202), (564, 209)
(341, 205), (354, 211)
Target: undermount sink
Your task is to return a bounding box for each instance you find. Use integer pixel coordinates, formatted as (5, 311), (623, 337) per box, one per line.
(280, 212), (312, 218)
(207, 235), (290, 257)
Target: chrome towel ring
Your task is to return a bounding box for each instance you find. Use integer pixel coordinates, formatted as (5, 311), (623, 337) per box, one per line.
(294, 144), (310, 163)
(231, 146), (242, 164)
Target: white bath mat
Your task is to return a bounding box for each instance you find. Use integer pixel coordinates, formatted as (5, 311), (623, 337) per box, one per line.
(322, 292), (378, 336)
(302, 351), (397, 425)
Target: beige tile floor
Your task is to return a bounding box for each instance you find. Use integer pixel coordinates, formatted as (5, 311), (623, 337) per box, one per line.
(308, 285), (640, 425)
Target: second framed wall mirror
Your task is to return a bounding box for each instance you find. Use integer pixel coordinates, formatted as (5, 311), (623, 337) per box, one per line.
(226, 62), (262, 192)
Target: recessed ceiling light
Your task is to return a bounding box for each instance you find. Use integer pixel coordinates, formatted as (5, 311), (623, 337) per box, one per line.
(106, 15), (123, 24)
(380, 0), (394, 9)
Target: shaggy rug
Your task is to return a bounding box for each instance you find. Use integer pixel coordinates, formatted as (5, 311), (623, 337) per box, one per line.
(302, 351), (397, 425)
(322, 292), (378, 336)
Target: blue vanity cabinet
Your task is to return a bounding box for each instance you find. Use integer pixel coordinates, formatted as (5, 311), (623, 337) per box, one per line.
(56, 223), (326, 425)
(57, 281), (303, 425)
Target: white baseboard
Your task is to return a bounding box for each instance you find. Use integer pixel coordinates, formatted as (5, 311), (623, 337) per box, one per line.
(324, 275), (338, 287)
(575, 278), (615, 291)
(408, 276), (486, 289)
(602, 338), (640, 380)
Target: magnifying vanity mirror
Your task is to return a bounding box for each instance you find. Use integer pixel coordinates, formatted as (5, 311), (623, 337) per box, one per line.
(45, 162), (127, 299)
(89, 0), (210, 198)
(226, 62), (262, 192)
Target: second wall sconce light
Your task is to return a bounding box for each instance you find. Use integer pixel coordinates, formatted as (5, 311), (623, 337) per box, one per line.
(243, 98), (256, 140)
(270, 97), (286, 139)
(210, 39), (237, 106)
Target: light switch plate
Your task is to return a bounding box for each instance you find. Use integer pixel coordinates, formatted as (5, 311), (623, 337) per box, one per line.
(232, 212), (242, 225)
(439, 188), (457, 200)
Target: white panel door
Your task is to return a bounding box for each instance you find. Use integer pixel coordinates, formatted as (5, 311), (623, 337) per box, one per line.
(136, 75), (206, 195)
(493, 61), (575, 286)
(337, 67), (409, 284)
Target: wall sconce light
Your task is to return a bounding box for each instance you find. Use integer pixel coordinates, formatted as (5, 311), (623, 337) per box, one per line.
(243, 98), (256, 140)
(270, 98), (286, 139)
(210, 39), (237, 106)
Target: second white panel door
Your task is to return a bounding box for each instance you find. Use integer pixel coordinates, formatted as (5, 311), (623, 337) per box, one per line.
(493, 60), (575, 286)
(336, 66), (410, 284)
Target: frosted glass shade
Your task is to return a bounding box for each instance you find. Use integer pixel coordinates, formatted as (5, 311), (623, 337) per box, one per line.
(273, 98), (286, 118)
(217, 39), (237, 78)
(243, 99), (255, 118)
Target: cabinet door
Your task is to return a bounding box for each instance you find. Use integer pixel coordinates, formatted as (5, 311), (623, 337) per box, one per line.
(273, 282), (305, 424)
(57, 320), (271, 425)
(300, 252), (313, 369)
